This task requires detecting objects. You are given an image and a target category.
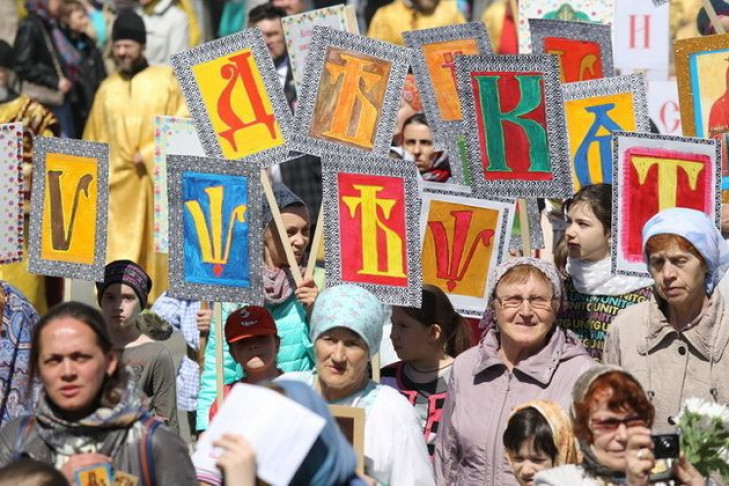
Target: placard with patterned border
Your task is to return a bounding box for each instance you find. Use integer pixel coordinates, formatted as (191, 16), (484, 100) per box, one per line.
(403, 23), (491, 182)
(419, 182), (544, 250)
(420, 185), (513, 317)
(322, 154), (421, 306)
(456, 54), (572, 199)
(281, 5), (358, 92)
(0, 123), (23, 265)
(153, 116), (205, 253)
(563, 73), (650, 191)
(290, 27), (410, 158)
(675, 34), (729, 139)
(167, 155), (264, 304)
(28, 138), (109, 281)
(611, 131), (720, 277)
(518, 0), (615, 54)
(529, 18), (613, 83)
(171, 28), (292, 166)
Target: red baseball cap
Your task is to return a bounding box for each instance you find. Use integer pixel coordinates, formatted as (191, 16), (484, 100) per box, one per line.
(225, 306), (278, 345)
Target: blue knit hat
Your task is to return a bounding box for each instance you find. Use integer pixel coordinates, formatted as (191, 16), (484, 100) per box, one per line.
(309, 285), (385, 356)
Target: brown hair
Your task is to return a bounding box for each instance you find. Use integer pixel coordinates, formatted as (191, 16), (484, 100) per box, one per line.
(645, 234), (705, 266)
(396, 284), (472, 357)
(573, 371), (655, 444)
(60, 0), (85, 20)
(29, 302), (128, 409)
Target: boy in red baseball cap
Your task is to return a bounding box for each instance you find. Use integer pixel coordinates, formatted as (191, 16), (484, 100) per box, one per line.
(209, 306), (283, 420)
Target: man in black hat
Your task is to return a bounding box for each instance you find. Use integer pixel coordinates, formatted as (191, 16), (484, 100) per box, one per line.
(83, 10), (185, 299)
(0, 39), (62, 314)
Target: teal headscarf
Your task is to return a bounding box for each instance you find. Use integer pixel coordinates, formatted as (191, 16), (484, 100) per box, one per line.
(309, 285), (385, 356)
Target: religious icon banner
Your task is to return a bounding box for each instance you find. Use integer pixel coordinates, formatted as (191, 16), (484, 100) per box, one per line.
(281, 5), (359, 93)
(612, 132), (720, 277)
(518, 0), (614, 54)
(419, 181), (544, 250)
(28, 138), (109, 281)
(167, 155), (264, 303)
(0, 123), (23, 265)
(290, 27), (410, 158)
(676, 35), (729, 196)
(153, 116), (205, 253)
(420, 186), (514, 317)
(456, 54), (572, 199)
(529, 19), (613, 83)
(322, 155), (421, 306)
(563, 73), (650, 191)
(403, 22), (491, 183)
(171, 28), (292, 165)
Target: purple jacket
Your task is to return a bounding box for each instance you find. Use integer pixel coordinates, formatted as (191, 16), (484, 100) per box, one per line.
(434, 327), (595, 486)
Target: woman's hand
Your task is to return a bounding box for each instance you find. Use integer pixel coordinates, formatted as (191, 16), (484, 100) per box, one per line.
(214, 434), (257, 486)
(58, 77), (72, 93)
(624, 426), (655, 486)
(673, 455), (705, 486)
(61, 453), (112, 483)
(295, 278), (319, 307)
(196, 307), (212, 335)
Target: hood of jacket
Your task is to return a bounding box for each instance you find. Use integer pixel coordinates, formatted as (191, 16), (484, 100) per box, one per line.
(474, 326), (590, 386)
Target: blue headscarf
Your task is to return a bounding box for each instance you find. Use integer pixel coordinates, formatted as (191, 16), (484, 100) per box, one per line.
(277, 380), (366, 486)
(309, 285), (385, 356)
(642, 208), (729, 294)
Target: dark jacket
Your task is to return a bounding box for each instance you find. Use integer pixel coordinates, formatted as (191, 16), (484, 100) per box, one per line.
(13, 13), (64, 90)
(0, 414), (196, 485)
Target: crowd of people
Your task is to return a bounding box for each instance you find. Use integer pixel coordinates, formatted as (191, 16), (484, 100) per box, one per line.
(0, 0), (727, 485)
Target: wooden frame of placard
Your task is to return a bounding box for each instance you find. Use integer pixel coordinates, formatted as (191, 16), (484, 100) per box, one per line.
(28, 137), (108, 282)
(611, 131), (721, 277)
(456, 54), (572, 199)
(0, 123), (23, 265)
(529, 18), (614, 81)
(322, 154), (421, 307)
(562, 73), (650, 190)
(289, 26), (410, 158)
(329, 405), (365, 475)
(166, 155), (265, 304)
(170, 27), (293, 165)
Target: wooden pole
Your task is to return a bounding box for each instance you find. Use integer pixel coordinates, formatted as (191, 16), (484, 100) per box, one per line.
(261, 170), (303, 286)
(214, 302), (224, 408)
(198, 301), (209, 370)
(305, 203), (325, 280)
(371, 353), (381, 383)
(517, 198), (532, 256)
(702, 0), (726, 34)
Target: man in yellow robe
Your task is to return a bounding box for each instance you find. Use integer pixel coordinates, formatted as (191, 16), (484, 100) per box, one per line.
(0, 39), (60, 314)
(84, 10), (185, 303)
(367, 0), (465, 46)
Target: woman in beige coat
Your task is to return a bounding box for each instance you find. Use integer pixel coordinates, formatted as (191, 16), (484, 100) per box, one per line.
(604, 207), (729, 433)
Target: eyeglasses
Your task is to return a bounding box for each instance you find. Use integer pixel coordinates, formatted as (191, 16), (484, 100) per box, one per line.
(590, 416), (646, 433)
(495, 295), (554, 310)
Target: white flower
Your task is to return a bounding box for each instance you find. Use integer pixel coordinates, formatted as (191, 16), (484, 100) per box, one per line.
(680, 398), (729, 430)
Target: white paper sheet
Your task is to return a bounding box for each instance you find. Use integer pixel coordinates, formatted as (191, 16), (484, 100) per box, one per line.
(192, 383), (326, 486)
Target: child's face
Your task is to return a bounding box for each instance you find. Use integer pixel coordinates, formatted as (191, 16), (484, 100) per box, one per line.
(100, 283), (142, 330)
(65, 9), (89, 34)
(507, 437), (554, 486)
(389, 307), (436, 362)
(230, 335), (278, 380)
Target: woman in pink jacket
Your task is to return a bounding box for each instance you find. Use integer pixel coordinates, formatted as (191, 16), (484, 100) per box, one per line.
(434, 258), (595, 485)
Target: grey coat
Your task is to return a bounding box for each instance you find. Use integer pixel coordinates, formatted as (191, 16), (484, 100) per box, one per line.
(604, 293), (729, 434)
(434, 327), (595, 486)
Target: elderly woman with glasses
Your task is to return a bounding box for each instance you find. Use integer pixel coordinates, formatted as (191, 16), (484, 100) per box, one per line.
(435, 258), (595, 486)
(605, 208), (729, 432)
